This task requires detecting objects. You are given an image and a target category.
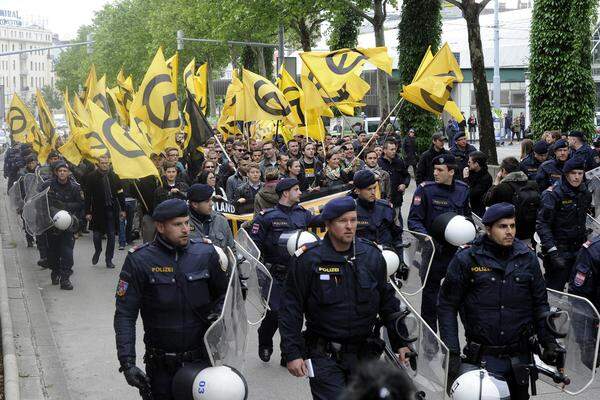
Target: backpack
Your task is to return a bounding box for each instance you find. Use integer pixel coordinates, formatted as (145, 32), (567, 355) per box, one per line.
(509, 181), (540, 238)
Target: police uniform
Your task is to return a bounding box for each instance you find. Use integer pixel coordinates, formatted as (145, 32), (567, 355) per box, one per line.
(407, 154), (471, 332)
(439, 203), (555, 400)
(535, 139), (569, 191)
(536, 158), (592, 291)
(280, 197), (408, 400)
(39, 161), (84, 290)
(187, 184), (235, 251)
(249, 178), (314, 362)
(352, 170), (403, 247)
(569, 131), (600, 172)
(449, 131), (477, 179)
(520, 141), (548, 180)
(114, 199), (229, 400)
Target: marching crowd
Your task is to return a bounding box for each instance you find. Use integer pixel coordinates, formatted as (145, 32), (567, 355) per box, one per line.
(4, 121), (600, 400)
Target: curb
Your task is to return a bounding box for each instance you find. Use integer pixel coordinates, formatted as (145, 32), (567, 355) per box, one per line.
(0, 205), (20, 400)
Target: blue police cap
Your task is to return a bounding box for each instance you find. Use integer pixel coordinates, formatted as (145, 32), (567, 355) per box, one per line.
(553, 139), (568, 150)
(353, 170), (377, 189)
(563, 157), (585, 173)
(51, 160), (68, 171)
(568, 131), (585, 140)
(533, 141), (549, 155)
(481, 203), (516, 226)
(453, 131), (467, 141)
(152, 198), (189, 222)
(187, 183), (214, 202)
(321, 196), (356, 221)
(432, 154), (456, 166)
(276, 178), (299, 194)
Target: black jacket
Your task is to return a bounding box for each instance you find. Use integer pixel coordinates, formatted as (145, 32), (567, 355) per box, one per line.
(377, 156), (410, 207)
(84, 169), (126, 233)
(416, 145), (449, 184)
(466, 167), (492, 217)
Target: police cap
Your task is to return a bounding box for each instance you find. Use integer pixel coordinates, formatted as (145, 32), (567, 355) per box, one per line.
(432, 132), (448, 142)
(568, 130), (585, 140)
(47, 150), (60, 159)
(51, 160), (68, 171)
(353, 170), (377, 189)
(563, 157), (585, 173)
(152, 198), (189, 222)
(276, 178), (299, 194)
(25, 154), (37, 164)
(533, 141), (549, 155)
(553, 139), (568, 150)
(481, 203), (516, 226)
(454, 131), (467, 141)
(187, 184), (214, 202)
(432, 154), (456, 166)
(321, 196), (356, 221)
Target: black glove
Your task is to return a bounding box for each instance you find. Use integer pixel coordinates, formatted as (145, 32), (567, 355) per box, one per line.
(446, 352), (462, 395)
(548, 251), (568, 270)
(540, 341), (562, 366)
(122, 365), (151, 390)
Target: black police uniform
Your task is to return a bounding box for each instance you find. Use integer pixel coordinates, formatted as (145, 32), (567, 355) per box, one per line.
(280, 235), (407, 400)
(520, 153), (544, 181)
(249, 202), (314, 359)
(114, 235), (229, 399)
(535, 159), (565, 192)
(355, 197), (403, 248)
(39, 175), (84, 287)
(572, 142), (599, 172)
(449, 141), (477, 179)
(438, 234), (553, 399)
(407, 159), (471, 332)
(536, 178), (591, 291)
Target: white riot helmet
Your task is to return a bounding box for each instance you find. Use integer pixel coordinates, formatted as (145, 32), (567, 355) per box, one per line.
(213, 246), (235, 272)
(172, 363), (248, 400)
(451, 367), (510, 400)
(379, 246), (400, 278)
(431, 212), (476, 247)
(284, 230), (319, 256)
(52, 210), (72, 231)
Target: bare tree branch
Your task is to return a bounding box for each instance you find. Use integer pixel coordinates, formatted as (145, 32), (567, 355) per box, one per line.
(382, 0), (388, 22)
(338, 0), (375, 24)
(309, 17), (327, 32)
(445, 0), (464, 10)
(478, 0), (493, 11)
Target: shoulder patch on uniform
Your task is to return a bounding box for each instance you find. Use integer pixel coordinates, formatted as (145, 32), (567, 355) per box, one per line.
(116, 279), (129, 297)
(574, 271), (587, 286)
(413, 195), (422, 206)
(294, 241), (320, 257)
(251, 223), (260, 234)
(128, 242), (149, 253)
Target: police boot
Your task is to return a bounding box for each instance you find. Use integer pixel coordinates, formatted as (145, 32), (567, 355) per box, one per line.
(259, 346), (273, 362)
(51, 272), (60, 285)
(60, 278), (73, 291)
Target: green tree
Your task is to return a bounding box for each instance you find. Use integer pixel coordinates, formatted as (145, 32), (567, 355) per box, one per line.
(41, 85), (63, 110)
(54, 25), (93, 95)
(397, 0), (443, 153)
(327, 8), (364, 50)
(529, 0), (597, 135)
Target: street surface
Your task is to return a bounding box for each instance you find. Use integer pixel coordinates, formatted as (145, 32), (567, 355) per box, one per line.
(1, 143), (599, 399)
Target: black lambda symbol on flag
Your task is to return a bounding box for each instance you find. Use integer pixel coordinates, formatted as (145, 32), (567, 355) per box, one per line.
(8, 107), (26, 135)
(253, 80), (291, 117)
(142, 74), (180, 129)
(325, 51), (366, 75)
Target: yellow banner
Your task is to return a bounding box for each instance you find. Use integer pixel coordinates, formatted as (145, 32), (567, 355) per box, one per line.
(35, 90), (58, 149)
(196, 62), (208, 115)
(166, 52), (179, 95)
(6, 93), (35, 144)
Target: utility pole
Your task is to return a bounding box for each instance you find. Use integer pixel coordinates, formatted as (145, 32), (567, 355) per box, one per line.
(493, 0), (501, 137)
(278, 25), (285, 72)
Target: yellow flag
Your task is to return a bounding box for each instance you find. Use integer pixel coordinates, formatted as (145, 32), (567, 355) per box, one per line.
(117, 67), (134, 120)
(73, 93), (91, 126)
(64, 89), (87, 134)
(166, 52), (179, 95)
(58, 135), (83, 165)
(183, 58), (202, 107)
(196, 62), (208, 115)
(87, 102), (159, 179)
(35, 90), (58, 149)
(130, 47), (181, 154)
(217, 72), (244, 138)
(83, 64), (97, 103)
(6, 93), (34, 144)
(89, 74), (111, 115)
(300, 67), (334, 117)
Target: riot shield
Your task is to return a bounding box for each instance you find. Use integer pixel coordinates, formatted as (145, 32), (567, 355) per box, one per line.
(204, 248), (248, 372)
(235, 228), (273, 325)
(385, 281), (449, 399)
(22, 187), (54, 236)
(7, 178), (24, 212)
(532, 289), (600, 395)
(471, 212), (485, 234)
(586, 214), (600, 240)
(397, 230), (435, 296)
(22, 173), (42, 201)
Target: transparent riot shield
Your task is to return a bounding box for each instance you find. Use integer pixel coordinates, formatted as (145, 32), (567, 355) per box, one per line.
(22, 187), (54, 236)
(472, 212), (485, 235)
(586, 214), (600, 240)
(22, 172), (42, 201)
(235, 228), (273, 325)
(384, 281), (449, 399)
(7, 177), (24, 212)
(398, 230), (435, 296)
(532, 289), (600, 395)
(204, 248), (248, 373)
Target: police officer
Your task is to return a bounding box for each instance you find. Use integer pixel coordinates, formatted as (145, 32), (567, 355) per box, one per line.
(568, 130), (599, 171)
(438, 203), (559, 399)
(40, 161), (84, 290)
(352, 170), (403, 247)
(449, 130), (477, 179)
(249, 177), (315, 365)
(536, 139), (569, 191)
(520, 141), (549, 180)
(114, 199), (229, 399)
(187, 183), (235, 251)
(407, 154), (470, 332)
(280, 196), (411, 400)
(536, 158), (592, 291)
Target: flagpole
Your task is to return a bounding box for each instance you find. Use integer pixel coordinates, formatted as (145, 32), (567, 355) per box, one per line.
(214, 134), (237, 173)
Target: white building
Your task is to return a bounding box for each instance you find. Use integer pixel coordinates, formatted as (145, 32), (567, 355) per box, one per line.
(0, 9), (55, 113)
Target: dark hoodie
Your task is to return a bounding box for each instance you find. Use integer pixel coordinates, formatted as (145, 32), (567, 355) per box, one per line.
(416, 144), (449, 184)
(254, 180), (279, 213)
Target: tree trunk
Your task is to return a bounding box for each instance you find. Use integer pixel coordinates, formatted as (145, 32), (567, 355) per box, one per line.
(373, 0), (390, 119)
(297, 19), (312, 52)
(463, 3), (497, 164)
(254, 47), (267, 77)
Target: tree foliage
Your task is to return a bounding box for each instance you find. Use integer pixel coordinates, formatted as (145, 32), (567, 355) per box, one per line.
(397, 0), (443, 153)
(529, 0), (597, 135)
(327, 7), (364, 50)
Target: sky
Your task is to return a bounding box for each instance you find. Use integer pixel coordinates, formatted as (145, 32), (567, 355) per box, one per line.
(1, 0), (112, 40)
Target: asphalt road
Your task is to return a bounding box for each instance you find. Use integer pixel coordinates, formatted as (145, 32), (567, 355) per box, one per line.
(2, 142), (600, 399)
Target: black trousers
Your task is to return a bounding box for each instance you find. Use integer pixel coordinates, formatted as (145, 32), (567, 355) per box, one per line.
(309, 353), (360, 400)
(47, 230), (74, 280)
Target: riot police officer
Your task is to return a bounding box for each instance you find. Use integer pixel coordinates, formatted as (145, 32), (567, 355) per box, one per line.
(536, 139), (569, 191)
(520, 141), (549, 180)
(114, 198), (229, 399)
(249, 177), (314, 365)
(407, 154), (470, 332)
(39, 161), (84, 290)
(352, 170), (403, 247)
(568, 130), (599, 171)
(187, 183), (235, 251)
(449, 130), (477, 179)
(280, 196), (411, 400)
(439, 203), (559, 399)
(536, 158), (591, 291)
